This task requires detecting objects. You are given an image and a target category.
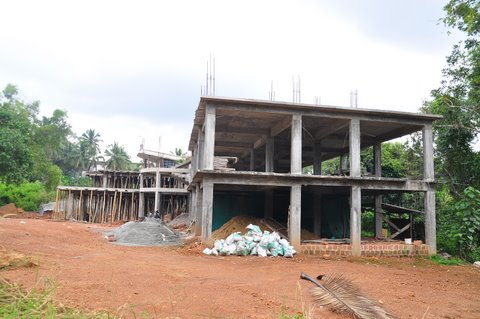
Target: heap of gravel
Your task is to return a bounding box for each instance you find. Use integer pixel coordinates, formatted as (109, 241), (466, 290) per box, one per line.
(105, 217), (182, 246)
(167, 213), (191, 227)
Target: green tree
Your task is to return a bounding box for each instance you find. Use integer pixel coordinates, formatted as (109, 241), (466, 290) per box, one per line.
(104, 142), (131, 170)
(79, 129), (103, 171)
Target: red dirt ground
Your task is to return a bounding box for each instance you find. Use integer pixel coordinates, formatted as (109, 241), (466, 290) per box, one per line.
(0, 218), (479, 319)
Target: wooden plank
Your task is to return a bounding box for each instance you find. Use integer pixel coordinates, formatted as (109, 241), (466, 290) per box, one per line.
(390, 222), (411, 239)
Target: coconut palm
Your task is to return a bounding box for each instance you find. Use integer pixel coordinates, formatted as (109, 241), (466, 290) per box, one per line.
(79, 129), (103, 171)
(104, 142), (131, 171)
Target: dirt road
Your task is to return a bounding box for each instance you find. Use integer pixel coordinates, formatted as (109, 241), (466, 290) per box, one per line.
(1, 218), (479, 318)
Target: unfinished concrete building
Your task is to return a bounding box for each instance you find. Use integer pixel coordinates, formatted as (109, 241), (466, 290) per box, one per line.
(55, 149), (189, 223)
(188, 96), (440, 257)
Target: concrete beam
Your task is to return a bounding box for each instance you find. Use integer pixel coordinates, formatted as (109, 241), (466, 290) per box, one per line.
(291, 114), (302, 174)
(315, 120), (349, 140)
(349, 119), (361, 177)
(289, 184), (301, 250)
(350, 186), (361, 257)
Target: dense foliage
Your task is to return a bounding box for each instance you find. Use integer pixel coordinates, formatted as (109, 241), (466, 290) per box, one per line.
(0, 85), (133, 210)
(424, 0), (480, 261)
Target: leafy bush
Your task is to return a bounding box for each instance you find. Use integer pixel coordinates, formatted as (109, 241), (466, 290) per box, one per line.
(0, 182), (53, 211)
(437, 186), (480, 262)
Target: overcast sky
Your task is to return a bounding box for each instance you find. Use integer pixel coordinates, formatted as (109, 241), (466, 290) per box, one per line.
(0, 0), (461, 159)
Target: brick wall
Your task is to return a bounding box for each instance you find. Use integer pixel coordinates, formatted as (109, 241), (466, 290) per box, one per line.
(301, 242), (430, 257)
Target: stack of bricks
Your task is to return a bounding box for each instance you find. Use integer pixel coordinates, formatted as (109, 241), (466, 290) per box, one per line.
(301, 242), (430, 257)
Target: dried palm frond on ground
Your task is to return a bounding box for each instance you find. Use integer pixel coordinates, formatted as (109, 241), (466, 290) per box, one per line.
(300, 272), (398, 319)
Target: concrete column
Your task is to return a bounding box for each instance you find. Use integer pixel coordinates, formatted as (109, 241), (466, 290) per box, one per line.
(203, 105), (216, 170)
(289, 184), (302, 250)
(425, 189), (436, 254)
(102, 174), (108, 188)
(198, 128), (205, 170)
(201, 180), (214, 239)
(154, 170), (161, 212)
(349, 119), (361, 177)
(291, 114), (302, 174)
(374, 143), (383, 238)
(313, 191), (322, 236)
(350, 186), (361, 257)
(264, 189), (273, 218)
(423, 124), (434, 181)
(195, 184), (203, 236)
(313, 139), (322, 175)
(265, 136), (274, 172)
(189, 186), (196, 219)
(138, 174), (145, 218)
(249, 149), (255, 171)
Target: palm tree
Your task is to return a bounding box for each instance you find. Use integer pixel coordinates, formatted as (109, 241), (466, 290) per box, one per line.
(104, 142), (131, 171)
(171, 147), (187, 164)
(79, 129), (102, 171)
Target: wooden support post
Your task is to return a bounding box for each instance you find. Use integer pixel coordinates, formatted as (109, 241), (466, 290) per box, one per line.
(425, 189), (436, 254)
(53, 189), (59, 220)
(313, 139), (322, 175)
(203, 104), (216, 170)
(289, 184), (302, 251)
(264, 189), (273, 218)
(349, 119), (361, 177)
(350, 186), (362, 257)
(111, 191), (117, 223)
(423, 124), (434, 181)
(291, 113), (302, 174)
(102, 190), (106, 223)
(374, 143), (383, 238)
(265, 136), (274, 172)
(201, 180), (214, 239)
(249, 149), (255, 171)
(88, 190), (93, 223)
(118, 191), (123, 221)
(131, 192), (135, 220)
(78, 190), (83, 221)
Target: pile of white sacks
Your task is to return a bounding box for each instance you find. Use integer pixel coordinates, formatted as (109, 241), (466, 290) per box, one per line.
(203, 224), (296, 258)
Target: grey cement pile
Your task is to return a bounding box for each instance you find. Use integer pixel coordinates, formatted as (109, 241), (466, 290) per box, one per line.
(105, 217), (182, 246)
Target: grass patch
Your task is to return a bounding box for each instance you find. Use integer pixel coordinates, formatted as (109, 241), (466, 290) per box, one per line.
(429, 254), (465, 265)
(0, 278), (113, 318)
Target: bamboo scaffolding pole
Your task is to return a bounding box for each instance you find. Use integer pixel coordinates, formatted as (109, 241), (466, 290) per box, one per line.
(131, 193), (135, 220)
(111, 191), (117, 223)
(118, 191), (123, 221)
(88, 190), (93, 223)
(102, 190), (107, 223)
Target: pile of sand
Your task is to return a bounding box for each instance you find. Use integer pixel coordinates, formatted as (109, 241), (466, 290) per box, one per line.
(212, 215), (320, 240)
(212, 215), (267, 240)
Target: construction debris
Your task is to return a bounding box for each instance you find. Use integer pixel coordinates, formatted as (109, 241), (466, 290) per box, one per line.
(203, 224), (296, 258)
(105, 217), (182, 246)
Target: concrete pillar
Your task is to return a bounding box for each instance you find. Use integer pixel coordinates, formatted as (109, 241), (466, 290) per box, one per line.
(201, 180), (214, 239)
(289, 184), (302, 250)
(138, 173), (145, 218)
(423, 124), (434, 181)
(265, 136), (274, 172)
(291, 114), (302, 174)
(189, 185), (196, 219)
(313, 139), (322, 175)
(425, 189), (436, 254)
(203, 105), (216, 170)
(350, 186), (361, 257)
(374, 143), (383, 238)
(195, 184), (203, 236)
(264, 189), (273, 218)
(349, 119), (361, 177)
(154, 170), (161, 212)
(250, 149), (255, 171)
(197, 127), (205, 170)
